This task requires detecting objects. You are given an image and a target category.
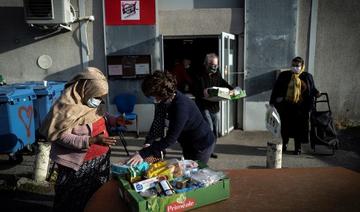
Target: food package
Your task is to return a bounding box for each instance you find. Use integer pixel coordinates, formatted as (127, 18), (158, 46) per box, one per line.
(204, 87), (231, 102)
(133, 177), (159, 192)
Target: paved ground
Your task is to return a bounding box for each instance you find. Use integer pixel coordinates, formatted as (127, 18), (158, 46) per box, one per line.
(0, 127), (359, 211)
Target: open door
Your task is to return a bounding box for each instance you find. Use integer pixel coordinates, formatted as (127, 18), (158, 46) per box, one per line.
(219, 32), (236, 136)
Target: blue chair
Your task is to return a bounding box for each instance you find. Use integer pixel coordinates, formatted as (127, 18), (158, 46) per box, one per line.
(114, 93), (139, 137)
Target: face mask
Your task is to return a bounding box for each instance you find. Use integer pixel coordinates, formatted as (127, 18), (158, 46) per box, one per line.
(148, 96), (161, 104)
(87, 97), (102, 108)
(292, 66), (301, 73)
(208, 64), (218, 73)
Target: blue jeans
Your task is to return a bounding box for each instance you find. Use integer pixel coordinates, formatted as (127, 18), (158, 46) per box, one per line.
(202, 110), (220, 140)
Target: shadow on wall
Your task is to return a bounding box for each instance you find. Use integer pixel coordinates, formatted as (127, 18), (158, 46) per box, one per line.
(0, 7), (71, 54)
(108, 37), (158, 67)
(193, 0), (244, 9)
(244, 69), (280, 100)
(43, 64), (85, 82)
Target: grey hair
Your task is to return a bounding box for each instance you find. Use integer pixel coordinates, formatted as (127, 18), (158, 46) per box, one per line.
(203, 53), (218, 65)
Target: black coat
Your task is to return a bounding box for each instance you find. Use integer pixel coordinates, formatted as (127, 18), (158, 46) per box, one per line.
(193, 70), (233, 113)
(270, 71), (319, 142)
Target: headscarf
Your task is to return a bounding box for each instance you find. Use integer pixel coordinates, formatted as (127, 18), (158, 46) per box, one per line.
(39, 67), (108, 142)
(285, 64), (305, 103)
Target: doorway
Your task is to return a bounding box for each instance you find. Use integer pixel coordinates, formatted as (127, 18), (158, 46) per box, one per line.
(163, 36), (218, 74)
(163, 34), (239, 136)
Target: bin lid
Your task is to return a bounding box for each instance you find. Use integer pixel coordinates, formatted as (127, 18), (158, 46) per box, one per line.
(0, 86), (36, 103)
(11, 81), (66, 96)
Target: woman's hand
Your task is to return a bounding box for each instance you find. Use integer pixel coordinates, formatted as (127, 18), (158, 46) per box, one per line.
(127, 152), (143, 166)
(89, 135), (117, 146)
(116, 116), (133, 126)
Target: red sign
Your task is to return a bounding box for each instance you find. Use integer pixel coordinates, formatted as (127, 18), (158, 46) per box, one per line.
(105, 0), (156, 25)
(166, 198), (196, 212)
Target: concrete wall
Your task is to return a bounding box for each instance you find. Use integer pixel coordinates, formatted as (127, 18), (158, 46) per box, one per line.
(296, 0), (311, 59)
(244, 0), (297, 130)
(158, 0), (243, 10)
(159, 8), (243, 35)
(313, 0), (360, 125)
(0, 0), (106, 83)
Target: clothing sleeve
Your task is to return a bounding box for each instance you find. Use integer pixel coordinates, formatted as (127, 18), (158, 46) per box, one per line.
(270, 72), (285, 105)
(57, 125), (91, 150)
(140, 102), (188, 158)
(104, 113), (117, 127)
(145, 103), (166, 145)
(219, 73), (234, 90)
(303, 73), (320, 112)
(308, 73), (319, 97)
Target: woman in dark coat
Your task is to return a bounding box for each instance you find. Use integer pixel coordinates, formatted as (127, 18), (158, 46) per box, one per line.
(127, 71), (215, 165)
(270, 57), (320, 155)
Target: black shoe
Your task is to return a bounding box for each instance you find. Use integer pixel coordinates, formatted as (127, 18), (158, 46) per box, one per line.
(210, 153), (218, 159)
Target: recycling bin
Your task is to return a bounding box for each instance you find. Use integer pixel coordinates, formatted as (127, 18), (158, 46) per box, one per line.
(0, 86), (36, 154)
(11, 81), (66, 131)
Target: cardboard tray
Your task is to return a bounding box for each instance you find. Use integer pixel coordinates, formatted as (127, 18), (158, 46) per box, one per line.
(117, 177), (230, 212)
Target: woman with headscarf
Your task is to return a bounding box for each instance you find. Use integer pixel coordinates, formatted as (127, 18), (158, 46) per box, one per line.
(270, 57), (320, 155)
(40, 67), (121, 212)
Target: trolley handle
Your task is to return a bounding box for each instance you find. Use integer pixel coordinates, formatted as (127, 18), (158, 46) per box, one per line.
(315, 92), (331, 113)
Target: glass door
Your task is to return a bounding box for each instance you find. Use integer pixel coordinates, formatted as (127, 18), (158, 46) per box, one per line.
(219, 32), (236, 136)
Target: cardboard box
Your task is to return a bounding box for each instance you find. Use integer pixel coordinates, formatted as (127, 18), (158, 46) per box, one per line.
(117, 177), (230, 212)
(204, 87), (231, 102)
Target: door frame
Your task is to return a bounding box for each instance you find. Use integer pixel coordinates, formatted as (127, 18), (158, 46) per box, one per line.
(219, 32), (236, 136)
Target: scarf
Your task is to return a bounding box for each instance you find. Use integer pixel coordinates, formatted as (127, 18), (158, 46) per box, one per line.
(285, 65), (305, 103)
(39, 67), (108, 142)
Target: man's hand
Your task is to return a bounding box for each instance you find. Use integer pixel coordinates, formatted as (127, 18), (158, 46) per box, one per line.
(203, 88), (209, 97)
(89, 135), (117, 146)
(229, 90), (235, 96)
(127, 152), (143, 166)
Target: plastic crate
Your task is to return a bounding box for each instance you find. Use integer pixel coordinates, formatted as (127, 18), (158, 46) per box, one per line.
(0, 86), (37, 153)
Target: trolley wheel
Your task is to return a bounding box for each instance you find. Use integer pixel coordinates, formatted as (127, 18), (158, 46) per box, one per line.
(8, 152), (23, 164)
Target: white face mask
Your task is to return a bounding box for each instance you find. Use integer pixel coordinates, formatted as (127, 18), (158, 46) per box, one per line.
(87, 97), (102, 108)
(292, 66), (301, 73)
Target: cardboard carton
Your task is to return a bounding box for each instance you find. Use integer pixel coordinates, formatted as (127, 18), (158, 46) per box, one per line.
(204, 87), (231, 102)
(117, 177), (230, 212)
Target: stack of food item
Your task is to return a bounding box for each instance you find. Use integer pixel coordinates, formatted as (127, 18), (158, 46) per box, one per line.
(111, 158), (226, 199)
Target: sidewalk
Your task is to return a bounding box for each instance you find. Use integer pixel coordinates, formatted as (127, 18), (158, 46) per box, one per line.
(0, 127), (359, 211)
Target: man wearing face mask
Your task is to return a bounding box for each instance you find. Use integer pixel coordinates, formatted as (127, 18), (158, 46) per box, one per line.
(39, 67), (127, 212)
(193, 53), (234, 159)
(270, 57), (320, 155)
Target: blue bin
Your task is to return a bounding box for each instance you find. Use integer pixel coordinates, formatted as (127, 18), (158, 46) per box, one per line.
(11, 81), (66, 131)
(0, 86), (37, 154)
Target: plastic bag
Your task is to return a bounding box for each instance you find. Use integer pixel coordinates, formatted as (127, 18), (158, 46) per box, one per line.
(190, 168), (226, 187)
(265, 104), (281, 138)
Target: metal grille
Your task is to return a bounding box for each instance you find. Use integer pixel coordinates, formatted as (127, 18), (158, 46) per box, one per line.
(24, 0), (54, 20)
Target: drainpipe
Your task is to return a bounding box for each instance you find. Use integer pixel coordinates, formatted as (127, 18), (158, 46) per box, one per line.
(79, 0), (89, 70)
(307, 0), (318, 75)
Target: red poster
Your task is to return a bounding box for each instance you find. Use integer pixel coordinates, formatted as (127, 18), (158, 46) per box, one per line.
(105, 0), (156, 25)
